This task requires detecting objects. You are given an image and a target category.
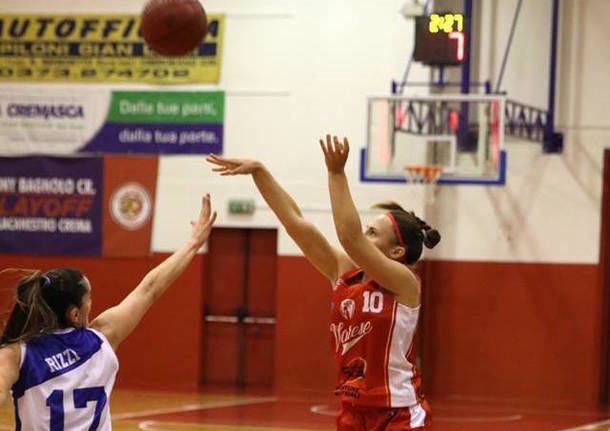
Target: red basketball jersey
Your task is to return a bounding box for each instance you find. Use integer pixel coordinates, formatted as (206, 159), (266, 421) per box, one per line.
(330, 268), (429, 423)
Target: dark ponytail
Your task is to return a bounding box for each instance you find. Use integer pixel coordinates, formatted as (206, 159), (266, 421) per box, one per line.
(0, 268), (87, 346)
(372, 201), (441, 264)
(410, 212), (441, 250)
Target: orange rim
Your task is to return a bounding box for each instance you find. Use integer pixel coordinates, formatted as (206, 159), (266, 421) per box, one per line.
(404, 165), (442, 183)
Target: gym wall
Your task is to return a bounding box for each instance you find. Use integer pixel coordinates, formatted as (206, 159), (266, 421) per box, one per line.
(1, 0), (609, 406)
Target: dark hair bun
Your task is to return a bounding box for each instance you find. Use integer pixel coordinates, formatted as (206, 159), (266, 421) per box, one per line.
(423, 229), (441, 249)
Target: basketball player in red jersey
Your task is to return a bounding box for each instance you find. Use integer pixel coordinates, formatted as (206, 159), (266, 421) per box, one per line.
(206, 134), (439, 430)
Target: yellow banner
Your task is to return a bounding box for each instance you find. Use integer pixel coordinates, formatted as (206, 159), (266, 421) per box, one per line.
(0, 14), (225, 84)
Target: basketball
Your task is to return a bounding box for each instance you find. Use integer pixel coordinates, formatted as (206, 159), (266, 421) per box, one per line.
(141, 0), (208, 57)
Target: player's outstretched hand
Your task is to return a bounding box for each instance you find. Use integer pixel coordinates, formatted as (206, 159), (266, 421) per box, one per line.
(190, 194), (217, 247)
(206, 154), (262, 176)
(320, 134), (350, 174)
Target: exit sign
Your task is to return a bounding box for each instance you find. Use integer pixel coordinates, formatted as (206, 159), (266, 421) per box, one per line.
(229, 199), (255, 215)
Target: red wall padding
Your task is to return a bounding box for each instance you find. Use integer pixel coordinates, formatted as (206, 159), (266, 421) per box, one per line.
(273, 258), (602, 406)
(0, 253), (204, 391)
(0, 254), (602, 406)
(421, 260), (601, 406)
(274, 256), (336, 395)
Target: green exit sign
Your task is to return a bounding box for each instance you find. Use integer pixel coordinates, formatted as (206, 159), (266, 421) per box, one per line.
(228, 199), (255, 215)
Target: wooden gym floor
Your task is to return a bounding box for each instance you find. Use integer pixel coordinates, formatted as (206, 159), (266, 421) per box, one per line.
(1, 389), (610, 430)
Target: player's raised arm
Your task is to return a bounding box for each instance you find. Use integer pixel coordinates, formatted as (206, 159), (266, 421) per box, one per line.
(90, 194), (217, 350)
(320, 135), (422, 306)
(206, 154), (353, 283)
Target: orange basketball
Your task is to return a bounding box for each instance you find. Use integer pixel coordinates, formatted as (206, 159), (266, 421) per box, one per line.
(141, 0), (208, 57)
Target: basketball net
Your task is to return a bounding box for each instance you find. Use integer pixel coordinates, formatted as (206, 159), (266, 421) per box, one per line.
(403, 165), (442, 211)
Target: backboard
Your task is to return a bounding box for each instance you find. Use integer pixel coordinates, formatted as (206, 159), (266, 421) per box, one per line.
(361, 94), (506, 185)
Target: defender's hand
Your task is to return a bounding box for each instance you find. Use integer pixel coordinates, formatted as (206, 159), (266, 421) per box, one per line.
(190, 194), (217, 247)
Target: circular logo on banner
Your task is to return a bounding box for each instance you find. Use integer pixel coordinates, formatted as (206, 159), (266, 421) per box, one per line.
(110, 182), (152, 230)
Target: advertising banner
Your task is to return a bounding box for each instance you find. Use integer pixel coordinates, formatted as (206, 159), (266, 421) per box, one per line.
(0, 156), (103, 255)
(0, 89), (224, 155)
(0, 155), (159, 257)
(0, 14), (225, 84)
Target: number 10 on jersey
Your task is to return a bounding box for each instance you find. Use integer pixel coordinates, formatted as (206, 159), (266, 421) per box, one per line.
(363, 291), (384, 313)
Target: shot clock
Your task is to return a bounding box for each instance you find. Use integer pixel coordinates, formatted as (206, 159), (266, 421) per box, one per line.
(413, 13), (468, 66)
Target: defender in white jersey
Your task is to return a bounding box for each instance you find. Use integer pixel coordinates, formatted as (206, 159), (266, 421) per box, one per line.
(0, 194), (217, 431)
(12, 328), (118, 430)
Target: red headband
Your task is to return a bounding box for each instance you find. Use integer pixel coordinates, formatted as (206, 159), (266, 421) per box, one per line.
(386, 212), (405, 247)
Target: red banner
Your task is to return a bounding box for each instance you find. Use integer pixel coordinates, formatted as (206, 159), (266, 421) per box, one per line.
(102, 156), (158, 257)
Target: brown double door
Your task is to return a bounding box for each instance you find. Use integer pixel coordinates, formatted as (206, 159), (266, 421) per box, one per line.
(202, 228), (277, 388)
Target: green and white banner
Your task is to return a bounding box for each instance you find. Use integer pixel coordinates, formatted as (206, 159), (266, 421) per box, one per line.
(0, 89), (224, 154)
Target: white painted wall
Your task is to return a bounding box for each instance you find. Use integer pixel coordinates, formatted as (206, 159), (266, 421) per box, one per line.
(3, 0), (609, 263)
(402, 0), (609, 263)
(438, 0), (610, 263)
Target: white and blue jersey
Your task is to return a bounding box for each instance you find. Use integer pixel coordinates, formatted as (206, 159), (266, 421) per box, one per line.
(11, 328), (118, 431)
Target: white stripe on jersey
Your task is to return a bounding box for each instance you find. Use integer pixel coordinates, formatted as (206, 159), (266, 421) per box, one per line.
(386, 302), (422, 408)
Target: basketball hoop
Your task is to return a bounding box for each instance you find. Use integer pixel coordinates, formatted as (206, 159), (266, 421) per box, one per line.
(403, 165), (442, 184)
(403, 165), (442, 207)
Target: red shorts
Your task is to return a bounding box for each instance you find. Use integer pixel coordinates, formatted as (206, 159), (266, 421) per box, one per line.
(337, 401), (432, 431)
